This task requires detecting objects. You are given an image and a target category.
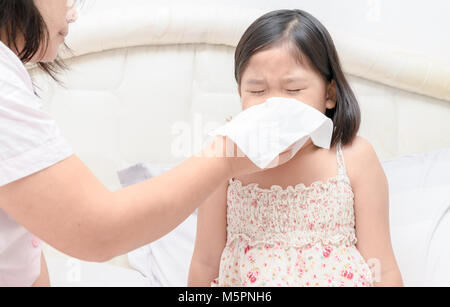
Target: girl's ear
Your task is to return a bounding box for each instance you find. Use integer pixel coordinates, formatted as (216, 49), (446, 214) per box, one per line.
(325, 79), (337, 110)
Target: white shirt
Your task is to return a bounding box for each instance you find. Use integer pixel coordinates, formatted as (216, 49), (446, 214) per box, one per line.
(0, 40), (73, 286)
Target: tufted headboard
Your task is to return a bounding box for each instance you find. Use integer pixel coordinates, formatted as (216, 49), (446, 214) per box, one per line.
(29, 0), (450, 268)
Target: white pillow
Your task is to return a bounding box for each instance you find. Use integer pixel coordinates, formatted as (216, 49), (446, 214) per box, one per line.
(118, 163), (197, 287)
(381, 147), (450, 286)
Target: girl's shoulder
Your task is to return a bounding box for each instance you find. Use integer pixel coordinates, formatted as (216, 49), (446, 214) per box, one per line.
(341, 136), (382, 185)
(341, 136), (378, 162)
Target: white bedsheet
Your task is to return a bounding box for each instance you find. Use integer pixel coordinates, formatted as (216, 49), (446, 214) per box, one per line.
(47, 257), (153, 287)
(119, 163), (197, 287)
(382, 147), (450, 286)
(128, 213), (197, 287)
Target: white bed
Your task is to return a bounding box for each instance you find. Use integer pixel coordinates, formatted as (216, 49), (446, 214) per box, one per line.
(28, 0), (450, 286)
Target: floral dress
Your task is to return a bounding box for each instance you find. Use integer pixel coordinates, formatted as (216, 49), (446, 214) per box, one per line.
(211, 141), (374, 287)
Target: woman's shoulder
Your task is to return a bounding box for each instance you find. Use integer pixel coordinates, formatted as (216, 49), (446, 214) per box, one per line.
(0, 41), (34, 93)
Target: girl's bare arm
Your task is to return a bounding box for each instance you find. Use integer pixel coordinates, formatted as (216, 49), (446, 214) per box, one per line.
(188, 180), (228, 286)
(347, 136), (403, 286)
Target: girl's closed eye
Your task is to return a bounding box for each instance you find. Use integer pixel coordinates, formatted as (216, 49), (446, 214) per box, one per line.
(287, 89), (303, 93)
(248, 89), (266, 95)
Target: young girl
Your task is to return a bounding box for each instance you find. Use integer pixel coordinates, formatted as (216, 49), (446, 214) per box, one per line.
(188, 9), (403, 287)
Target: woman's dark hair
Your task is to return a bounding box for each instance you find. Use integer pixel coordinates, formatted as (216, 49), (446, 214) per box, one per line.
(235, 9), (361, 147)
(0, 0), (66, 80)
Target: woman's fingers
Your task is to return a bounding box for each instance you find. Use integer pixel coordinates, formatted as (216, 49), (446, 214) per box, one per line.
(200, 136), (297, 176)
(277, 148), (294, 166)
(263, 148), (293, 169)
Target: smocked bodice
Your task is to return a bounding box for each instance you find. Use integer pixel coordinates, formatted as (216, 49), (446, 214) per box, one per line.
(225, 141), (357, 248)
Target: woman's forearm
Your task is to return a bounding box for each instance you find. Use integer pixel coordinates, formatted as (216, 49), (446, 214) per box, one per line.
(0, 137), (259, 261)
(0, 137), (240, 261)
(105, 152), (232, 259)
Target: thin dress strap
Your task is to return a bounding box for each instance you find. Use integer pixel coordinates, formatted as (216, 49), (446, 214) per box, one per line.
(336, 141), (347, 177)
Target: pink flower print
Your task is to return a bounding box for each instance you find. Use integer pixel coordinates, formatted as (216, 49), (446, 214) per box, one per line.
(341, 270), (348, 278)
(244, 244), (250, 254)
(247, 271), (258, 283)
(323, 246), (333, 257)
(251, 199), (258, 208)
(347, 272), (354, 280)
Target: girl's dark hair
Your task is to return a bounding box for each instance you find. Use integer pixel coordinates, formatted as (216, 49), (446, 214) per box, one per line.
(0, 0), (66, 80)
(235, 9), (361, 147)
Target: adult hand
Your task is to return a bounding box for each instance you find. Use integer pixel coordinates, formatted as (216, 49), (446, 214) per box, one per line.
(199, 136), (295, 177)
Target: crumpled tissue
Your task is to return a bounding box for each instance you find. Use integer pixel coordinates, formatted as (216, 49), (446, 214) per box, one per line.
(207, 97), (334, 169)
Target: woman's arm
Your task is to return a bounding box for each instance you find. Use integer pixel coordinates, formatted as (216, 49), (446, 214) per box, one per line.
(0, 137), (259, 262)
(346, 136), (403, 287)
(188, 180), (228, 286)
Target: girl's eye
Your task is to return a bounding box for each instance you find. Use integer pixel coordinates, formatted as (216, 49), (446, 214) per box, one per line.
(287, 89), (302, 93)
(249, 90), (265, 95)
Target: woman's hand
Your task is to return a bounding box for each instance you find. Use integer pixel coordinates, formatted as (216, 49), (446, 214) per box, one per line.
(200, 136), (294, 177)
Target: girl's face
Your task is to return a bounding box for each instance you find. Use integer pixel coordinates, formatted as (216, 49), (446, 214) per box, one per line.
(239, 43), (336, 113)
(32, 0), (78, 62)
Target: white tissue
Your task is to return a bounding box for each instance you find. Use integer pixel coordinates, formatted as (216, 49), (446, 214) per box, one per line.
(208, 97), (334, 169)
